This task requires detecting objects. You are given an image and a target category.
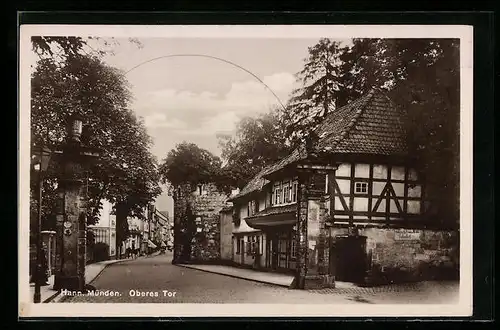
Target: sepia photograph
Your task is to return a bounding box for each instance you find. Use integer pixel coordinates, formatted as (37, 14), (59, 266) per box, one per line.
(18, 24), (473, 317)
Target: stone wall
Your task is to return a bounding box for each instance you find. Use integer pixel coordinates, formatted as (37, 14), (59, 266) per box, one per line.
(172, 183), (192, 263)
(173, 183), (229, 263)
(330, 226), (459, 285)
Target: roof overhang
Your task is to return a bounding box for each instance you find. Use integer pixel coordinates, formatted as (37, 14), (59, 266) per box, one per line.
(246, 212), (296, 230)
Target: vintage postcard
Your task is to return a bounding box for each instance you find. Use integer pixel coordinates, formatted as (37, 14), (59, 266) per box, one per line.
(19, 24), (473, 318)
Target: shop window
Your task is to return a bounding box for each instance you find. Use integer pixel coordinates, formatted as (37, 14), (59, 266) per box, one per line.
(291, 234), (297, 259)
(354, 182), (368, 194)
(245, 235), (262, 256)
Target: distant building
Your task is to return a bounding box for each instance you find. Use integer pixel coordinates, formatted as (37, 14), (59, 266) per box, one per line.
(155, 209), (173, 248)
(88, 200), (117, 258)
(122, 214), (145, 254)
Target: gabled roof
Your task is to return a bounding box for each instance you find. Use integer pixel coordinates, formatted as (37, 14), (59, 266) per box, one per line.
(264, 89), (409, 177)
(226, 165), (273, 202)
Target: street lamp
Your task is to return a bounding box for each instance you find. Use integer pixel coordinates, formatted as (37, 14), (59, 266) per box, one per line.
(31, 145), (52, 303)
(68, 113), (83, 143)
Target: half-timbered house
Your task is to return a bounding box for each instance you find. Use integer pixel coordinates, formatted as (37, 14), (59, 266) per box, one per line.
(227, 88), (459, 288)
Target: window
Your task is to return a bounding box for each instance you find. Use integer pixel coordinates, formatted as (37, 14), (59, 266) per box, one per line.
(275, 183), (282, 205)
(291, 233), (297, 259)
(272, 180), (299, 206)
(248, 200), (258, 217)
(236, 237), (241, 254)
(246, 235), (262, 256)
(292, 181), (298, 202)
(355, 182), (368, 194)
(282, 181), (291, 203)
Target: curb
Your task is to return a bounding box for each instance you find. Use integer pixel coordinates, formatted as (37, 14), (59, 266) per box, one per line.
(45, 259), (129, 303)
(176, 264), (292, 288)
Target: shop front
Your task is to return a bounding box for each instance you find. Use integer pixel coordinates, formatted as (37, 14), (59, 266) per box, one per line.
(246, 205), (297, 274)
(264, 228), (297, 274)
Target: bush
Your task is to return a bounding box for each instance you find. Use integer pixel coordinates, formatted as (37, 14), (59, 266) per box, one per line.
(93, 242), (110, 262)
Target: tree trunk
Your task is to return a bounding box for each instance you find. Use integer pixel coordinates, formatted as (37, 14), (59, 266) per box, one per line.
(115, 201), (130, 260)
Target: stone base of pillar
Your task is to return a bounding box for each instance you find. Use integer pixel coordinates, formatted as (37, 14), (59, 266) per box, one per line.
(303, 275), (336, 289)
(290, 275), (336, 290)
(361, 270), (375, 287)
(54, 276), (82, 292)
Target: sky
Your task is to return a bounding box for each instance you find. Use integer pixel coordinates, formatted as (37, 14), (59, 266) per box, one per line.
(98, 37), (322, 214)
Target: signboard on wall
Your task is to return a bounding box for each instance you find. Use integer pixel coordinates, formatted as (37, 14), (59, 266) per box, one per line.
(394, 229), (421, 241)
(307, 200), (320, 237)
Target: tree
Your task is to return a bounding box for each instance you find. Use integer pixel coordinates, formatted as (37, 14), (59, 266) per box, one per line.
(30, 44), (161, 254)
(31, 36), (142, 62)
(290, 37), (460, 224)
(217, 108), (291, 189)
(387, 39), (460, 224)
(159, 142), (223, 189)
(286, 38), (346, 143)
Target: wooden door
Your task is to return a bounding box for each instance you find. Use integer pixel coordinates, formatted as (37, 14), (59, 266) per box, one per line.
(331, 235), (367, 283)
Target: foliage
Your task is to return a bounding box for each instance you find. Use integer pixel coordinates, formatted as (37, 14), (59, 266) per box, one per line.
(92, 242), (110, 262)
(288, 37), (460, 222)
(158, 142), (223, 191)
(86, 230), (96, 247)
(30, 37), (161, 248)
(286, 38), (346, 143)
(31, 36), (143, 62)
(217, 108), (292, 189)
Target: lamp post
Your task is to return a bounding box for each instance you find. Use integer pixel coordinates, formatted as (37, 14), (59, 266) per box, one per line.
(53, 114), (100, 292)
(31, 146), (52, 303)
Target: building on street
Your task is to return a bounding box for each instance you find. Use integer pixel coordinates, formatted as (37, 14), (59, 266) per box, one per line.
(155, 209), (173, 248)
(88, 200), (117, 260)
(225, 89), (459, 288)
(123, 213), (145, 255)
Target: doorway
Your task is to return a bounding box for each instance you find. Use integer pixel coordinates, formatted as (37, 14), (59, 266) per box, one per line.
(330, 235), (367, 283)
(266, 233), (279, 270)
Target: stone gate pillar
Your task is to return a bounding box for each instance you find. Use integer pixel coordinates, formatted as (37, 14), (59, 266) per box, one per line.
(294, 170), (311, 289)
(53, 117), (99, 292)
(292, 166), (336, 290)
(53, 147), (97, 291)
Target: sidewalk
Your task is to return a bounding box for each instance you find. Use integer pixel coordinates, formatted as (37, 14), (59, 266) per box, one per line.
(29, 259), (126, 303)
(177, 264), (458, 300)
(178, 264), (295, 287)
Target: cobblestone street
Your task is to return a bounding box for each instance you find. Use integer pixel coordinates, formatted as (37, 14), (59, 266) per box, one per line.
(59, 252), (459, 304)
(60, 253), (355, 304)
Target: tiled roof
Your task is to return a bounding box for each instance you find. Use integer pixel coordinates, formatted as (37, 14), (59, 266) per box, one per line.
(246, 204), (297, 219)
(264, 89), (409, 176)
(226, 165), (272, 202)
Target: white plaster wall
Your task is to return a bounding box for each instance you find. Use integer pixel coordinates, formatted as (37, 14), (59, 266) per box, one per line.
(232, 205), (260, 234)
(336, 163), (351, 177)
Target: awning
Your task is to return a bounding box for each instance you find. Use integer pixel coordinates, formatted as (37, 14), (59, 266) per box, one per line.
(147, 240), (157, 249)
(245, 212), (297, 230)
